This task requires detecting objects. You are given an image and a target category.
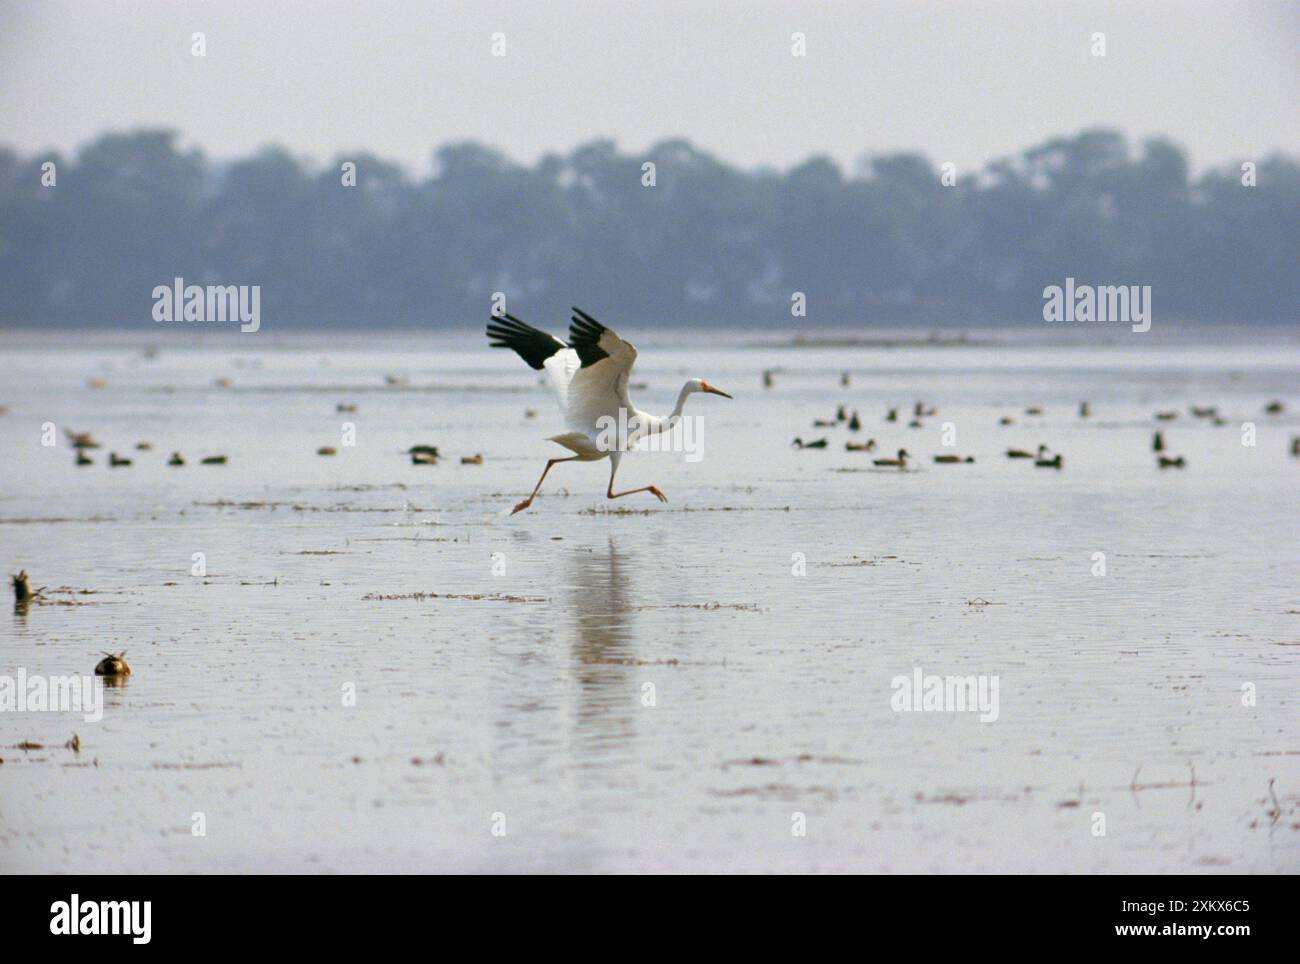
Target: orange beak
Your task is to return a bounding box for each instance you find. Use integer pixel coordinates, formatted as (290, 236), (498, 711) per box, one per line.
(701, 382), (732, 398)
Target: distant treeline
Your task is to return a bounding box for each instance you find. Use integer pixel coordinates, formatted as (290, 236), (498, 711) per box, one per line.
(0, 129), (1295, 329)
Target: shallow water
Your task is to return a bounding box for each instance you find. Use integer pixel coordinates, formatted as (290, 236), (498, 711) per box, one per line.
(1, 328), (1297, 873)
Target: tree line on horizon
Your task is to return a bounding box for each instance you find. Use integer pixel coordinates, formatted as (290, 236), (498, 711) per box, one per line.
(0, 128), (1295, 330)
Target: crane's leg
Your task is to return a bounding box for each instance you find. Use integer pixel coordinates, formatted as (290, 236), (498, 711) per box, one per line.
(512, 457), (578, 514)
(606, 457), (667, 504)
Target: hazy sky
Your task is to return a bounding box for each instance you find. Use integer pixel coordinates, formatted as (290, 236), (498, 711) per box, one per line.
(2, 0), (1297, 175)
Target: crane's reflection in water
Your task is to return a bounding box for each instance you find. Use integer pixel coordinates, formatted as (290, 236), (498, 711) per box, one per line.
(566, 539), (638, 759)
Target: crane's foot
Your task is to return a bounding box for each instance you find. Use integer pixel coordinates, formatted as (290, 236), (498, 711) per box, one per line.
(511, 498), (533, 515)
(648, 486), (667, 503)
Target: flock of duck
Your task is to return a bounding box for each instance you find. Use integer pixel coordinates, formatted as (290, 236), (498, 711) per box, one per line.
(62, 424), (484, 470)
(791, 399), (1067, 470)
(64, 431), (226, 468)
(787, 383), (1294, 472)
(55, 380), (1297, 478)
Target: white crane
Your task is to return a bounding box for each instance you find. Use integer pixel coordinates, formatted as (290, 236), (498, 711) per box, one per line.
(487, 307), (732, 514)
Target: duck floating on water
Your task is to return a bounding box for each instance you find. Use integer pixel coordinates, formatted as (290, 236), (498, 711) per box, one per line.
(200, 455), (227, 465)
(75, 451), (93, 466)
(934, 454), (975, 464)
(1007, 444), (1047, 460)
(873, 448), (909, 469)
(845, 439), (876, 452)
(1157, 455), (1186, 469)
(168, 452), (185, 466)
(12, 570), (40, 606)
(792, 437), (829, 450)
(94, 651), (131, 677)
(1034, 452), (1063, 469)
(409, 444), (439, 465)
(848, 410), (861, 432)
(108, 452), (132, 467)
(1152, 431), (1165, 452)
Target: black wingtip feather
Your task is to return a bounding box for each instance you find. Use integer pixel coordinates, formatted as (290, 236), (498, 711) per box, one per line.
(568, 307), (610, 368)
(486, 313), (564, 370)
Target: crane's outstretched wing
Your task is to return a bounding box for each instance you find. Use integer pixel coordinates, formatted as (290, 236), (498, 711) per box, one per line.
(486, 308), (638, 437)
(487, 312), (566, 369)
(487, 312), (580, 409)
(564, 307), (638, 434)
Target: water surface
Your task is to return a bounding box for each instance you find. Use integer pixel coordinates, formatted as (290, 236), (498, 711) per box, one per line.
(1, 328), (1296, 872)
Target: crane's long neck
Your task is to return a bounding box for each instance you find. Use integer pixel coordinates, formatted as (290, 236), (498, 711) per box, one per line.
(669, 381), (696, 420)
(632, 382), (695, 440)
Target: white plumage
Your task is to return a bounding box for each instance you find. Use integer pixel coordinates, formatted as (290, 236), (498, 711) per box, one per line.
(487, 307), (731, 514)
